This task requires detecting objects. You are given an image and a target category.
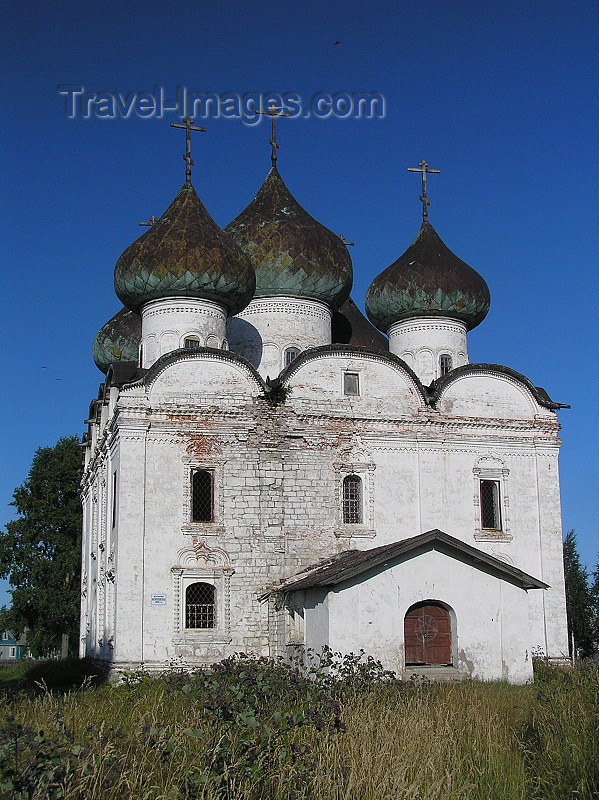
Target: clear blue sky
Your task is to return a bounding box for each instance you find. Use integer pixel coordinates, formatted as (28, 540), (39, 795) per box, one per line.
(1, 0), (597, 609)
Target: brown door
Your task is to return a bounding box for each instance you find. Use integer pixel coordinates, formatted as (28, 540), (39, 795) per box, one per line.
(404, 602), (452, 665)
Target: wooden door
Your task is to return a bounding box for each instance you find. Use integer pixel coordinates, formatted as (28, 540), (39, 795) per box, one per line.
(404, 603), (452, 665)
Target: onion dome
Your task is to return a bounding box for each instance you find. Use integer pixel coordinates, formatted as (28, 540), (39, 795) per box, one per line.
(224, 167), (352, 311)
(365, 221), (490, 333)
(92, 308), (141, 374)
(114, 183), (255, 315)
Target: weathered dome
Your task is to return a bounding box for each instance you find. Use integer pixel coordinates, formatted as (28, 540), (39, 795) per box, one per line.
(224, 167), (352, 311)
(114, 183), (255, 315)
(365, 221), (490, 333)
(92, 307), (141, 374)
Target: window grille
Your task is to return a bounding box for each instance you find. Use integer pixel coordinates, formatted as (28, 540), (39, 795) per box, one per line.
(440, 355), (453, 375)
(192, 470), (213, 522)
(343, 372), (360, 396)
(480, 480), (501, 529)
(185, 582), (215, 628)
(184, 337), (200, 349)
(343, 475), (363, 524)
(285, 347), (300, 366)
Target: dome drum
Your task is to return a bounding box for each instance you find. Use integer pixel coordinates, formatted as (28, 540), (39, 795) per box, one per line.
(140, 297), (228, 369)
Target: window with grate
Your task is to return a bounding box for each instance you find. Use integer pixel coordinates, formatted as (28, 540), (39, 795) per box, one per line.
(343, 474), (363, 524)
(285, 347), (300, 366)
(192, 470), (213, 522)
(185, 582), (215, 628)
(184, 337), (200, 349)
(480, 480), (501, 529)
(343, 372), (360, 396)
(439, 355), (453, 375)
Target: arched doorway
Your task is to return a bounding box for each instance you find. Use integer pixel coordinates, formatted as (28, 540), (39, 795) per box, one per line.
(404, 601), (452, 665)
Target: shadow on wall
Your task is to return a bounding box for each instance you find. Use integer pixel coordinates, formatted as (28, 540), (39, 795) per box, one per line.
(226, 318), (263, 368)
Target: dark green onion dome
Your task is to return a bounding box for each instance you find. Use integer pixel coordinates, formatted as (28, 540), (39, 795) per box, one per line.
(114, 183), (255, 315)
(365, 220), (490, 333)
(224, 167), (352, 311)
(92, 307), (141, 374)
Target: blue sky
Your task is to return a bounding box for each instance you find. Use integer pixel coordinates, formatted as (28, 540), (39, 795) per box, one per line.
(1, 0), (597, 608)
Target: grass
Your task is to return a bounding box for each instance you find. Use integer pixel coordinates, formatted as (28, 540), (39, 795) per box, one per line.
(0, 654), (597, 799)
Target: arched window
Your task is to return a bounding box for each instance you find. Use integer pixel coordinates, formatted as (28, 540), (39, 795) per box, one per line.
(284, 347), (300, 367)
(185, 582), (215, 628)
(192, 470), (213, 522)
(342, 475), (362, 524)
(439, 354), (453, 376)
(184, 336), (200, 349)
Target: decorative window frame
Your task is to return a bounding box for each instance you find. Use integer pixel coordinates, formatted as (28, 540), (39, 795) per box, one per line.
(334, 446), (376, 538)
(171, 539), (234, 645)
(181, 458), (225, 536)
(473, 455), (511, 542)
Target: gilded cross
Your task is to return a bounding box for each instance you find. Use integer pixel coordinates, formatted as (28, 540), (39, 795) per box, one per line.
(407, 160), (441, 221)
(170, 116), (207, 183)
(256, 102), (292, 167)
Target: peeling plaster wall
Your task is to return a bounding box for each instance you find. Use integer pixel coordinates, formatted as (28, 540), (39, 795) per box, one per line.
(81, 348), (568, 678)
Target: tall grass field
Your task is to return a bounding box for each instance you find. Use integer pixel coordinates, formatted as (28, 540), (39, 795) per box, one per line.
(1, 653), (597, 799)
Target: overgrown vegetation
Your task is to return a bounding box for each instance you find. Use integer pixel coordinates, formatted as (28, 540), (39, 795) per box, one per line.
(1, 653), (598, 799)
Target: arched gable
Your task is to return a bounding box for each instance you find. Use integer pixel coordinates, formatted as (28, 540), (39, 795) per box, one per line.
(433, 365), (558, 420)
(277, 345), (427, 416)
(137, 349), (267, 406)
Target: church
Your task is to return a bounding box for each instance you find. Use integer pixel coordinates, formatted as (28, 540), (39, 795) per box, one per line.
(80, 118), (569, 683)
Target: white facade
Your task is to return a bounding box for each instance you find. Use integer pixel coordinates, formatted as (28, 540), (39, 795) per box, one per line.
(388, 316), (468, 384)
(81, 338), (569, 682)
(227, 296), (332, 378)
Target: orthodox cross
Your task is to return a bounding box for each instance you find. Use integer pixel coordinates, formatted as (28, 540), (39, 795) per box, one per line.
(407, 160), (441, 221)
(170, 116), (207, 183)
(338, 234), (355, 246)
(256, 102), (292, 167)
(139, 215), (158, 227)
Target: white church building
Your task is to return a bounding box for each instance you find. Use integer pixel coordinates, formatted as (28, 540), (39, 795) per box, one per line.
(80, 133), (569, 683)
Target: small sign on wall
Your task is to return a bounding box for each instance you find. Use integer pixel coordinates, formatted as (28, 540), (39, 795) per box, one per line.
(151, 594), (167, 606)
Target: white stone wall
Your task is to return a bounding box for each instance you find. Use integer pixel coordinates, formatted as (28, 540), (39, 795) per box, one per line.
(388, 317), (468, 384)
(141, 297), (228, 368)
(80, 347), (568, 678)
(227, 297), (332, 378)
(303, 549), (535, 683)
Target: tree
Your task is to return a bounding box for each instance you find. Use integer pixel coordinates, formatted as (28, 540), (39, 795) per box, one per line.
(562, 529), (595, 659)
(0, 436), (82, 657)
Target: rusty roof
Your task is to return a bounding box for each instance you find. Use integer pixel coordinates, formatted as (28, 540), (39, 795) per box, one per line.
(93, 307), (141, 374)
(276, 529), (547, 592)
(224, 167), (352, 311)
(332, 297), (389, 351)
(114, 182), (255, 315)
(365, 221), (490, 333)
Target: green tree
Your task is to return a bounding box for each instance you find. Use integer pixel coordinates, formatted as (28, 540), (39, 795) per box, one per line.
(563, 529), (595, 658)
(0, 436), (82, 657)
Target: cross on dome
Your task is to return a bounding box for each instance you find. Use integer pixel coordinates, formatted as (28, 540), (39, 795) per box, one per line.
(256, 102), (292, 167)
(170, 116), (207, 183)
(407, 160), (441, 221)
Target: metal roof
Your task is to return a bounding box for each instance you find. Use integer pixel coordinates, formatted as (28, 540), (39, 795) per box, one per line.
(276, 529), (548, 593)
